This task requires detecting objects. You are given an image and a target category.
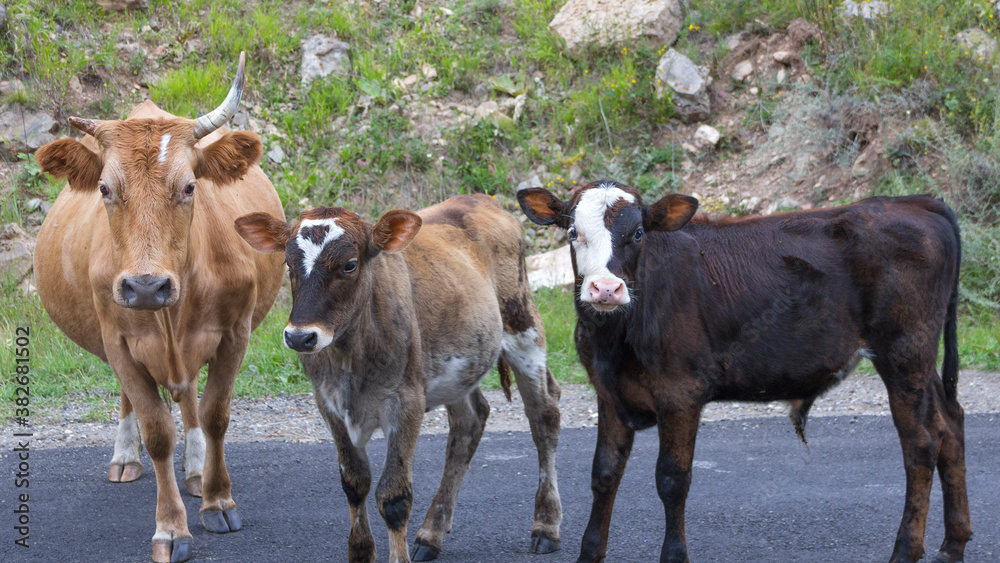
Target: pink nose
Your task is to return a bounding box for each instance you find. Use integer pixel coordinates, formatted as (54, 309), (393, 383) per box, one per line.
(588, 279), (625, 304)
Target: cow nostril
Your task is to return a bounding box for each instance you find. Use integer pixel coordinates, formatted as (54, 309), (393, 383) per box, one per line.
(304, 332), (318, 348)
(154, 278), (172, 302)
(121, 279), (136, 302)
(285, 330), (319, 351)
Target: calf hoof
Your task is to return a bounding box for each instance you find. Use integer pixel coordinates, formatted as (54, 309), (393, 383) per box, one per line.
(109, 461), (142, 483)
(410, 539), (441, 561)
(931, 552), (964, 563)
(152, 536), (191, 563)
(200, 507), (243, 534)
(183, 476), (203, 498)
(530, 530), (560, 554)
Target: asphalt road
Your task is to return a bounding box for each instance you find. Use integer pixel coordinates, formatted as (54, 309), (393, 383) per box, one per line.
(2, 414), (998, 562)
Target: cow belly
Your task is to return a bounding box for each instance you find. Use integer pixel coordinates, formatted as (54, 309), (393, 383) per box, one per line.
(423, 348), (500, 409)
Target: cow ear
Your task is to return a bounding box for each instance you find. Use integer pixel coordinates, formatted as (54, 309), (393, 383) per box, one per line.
(35, 138), (102, 191)
(644, 194), (699, 232)
(371, 210), (422, 254)
(195, 131), (262, 185)
(235, 212), (290, 253)
(517, 188), (567, 227)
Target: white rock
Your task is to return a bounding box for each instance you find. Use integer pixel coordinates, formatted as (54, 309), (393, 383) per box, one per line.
(421, 62), (437, 79)
(841, 0), (890, 19)
(776, 68), (787, 83)
(474, 100), (499, 118)
(517, 175), (544, 192)
(655, 48), (712, 122)
(0, 104), (58, 152)
(267, 144), (286, 165)
(549, 0), (683, 53)
(772, 50), (795, 64)
(300, 35), (351, 86)
(0, 223), (36, 286)
(731, 60), (754, 82)
(956, 28), (998, 61)
(693, 124), (721, 150)
(526, 245), (574, 290)
(402, 74), (419, 87)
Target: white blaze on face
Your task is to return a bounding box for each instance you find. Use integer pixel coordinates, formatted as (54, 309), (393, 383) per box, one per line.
(572, 185), (635, 305)
(158, 133), (171, 163)
(295, 217), (345, 277)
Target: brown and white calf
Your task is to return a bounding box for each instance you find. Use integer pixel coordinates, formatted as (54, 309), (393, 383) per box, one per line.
(235, 194), (563, 562)
(519, 181), (969, 563)
(32, 54), (284, 562)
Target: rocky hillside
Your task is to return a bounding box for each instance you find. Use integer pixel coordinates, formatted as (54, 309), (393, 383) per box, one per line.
(1, 0), (999, 315)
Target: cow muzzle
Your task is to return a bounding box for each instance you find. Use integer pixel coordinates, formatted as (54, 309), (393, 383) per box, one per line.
(583, 277), (629, 311)
(117, 274), (177, 309)
(284, 325), (334, 354)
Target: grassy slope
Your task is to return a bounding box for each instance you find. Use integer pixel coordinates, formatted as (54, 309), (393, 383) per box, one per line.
(1, 0), (998, 418)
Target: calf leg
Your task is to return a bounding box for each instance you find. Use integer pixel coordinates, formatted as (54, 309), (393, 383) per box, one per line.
(655, 407), (701, 563)
(107, 347), (191, 563)
(877, 362), (941, 563)
(413, 389), (490, 561)
(933, 388), (971, 563)
(378, 395), (423, 563)
(503, 328), (563, 554)
(108, 391), (143, 483)
(198, 331), (246, 534)
(321, 405), (377, 563)
(578, 398), (635, 563)
(178, 385), (205, 498)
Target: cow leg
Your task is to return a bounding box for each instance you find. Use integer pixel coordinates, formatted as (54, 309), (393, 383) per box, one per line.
(877, 363), (941, 563)
(178, 386), (205, 498)
(578, 398), (635, 563)
(412, 389), (490, 561)
(107, 349), (191, 562)
(933, 388), (971, 563)
(654, 406), (701, 563)
(108, 391), (143, 483)
(321, 404), (378, 563)
(197, 331), (246, 534)
(378, 395), (423, 563)
(502, 328), (563, 554)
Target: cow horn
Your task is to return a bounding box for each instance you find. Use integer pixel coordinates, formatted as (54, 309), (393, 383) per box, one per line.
(69, 117), (105, 137)
(192, 51), (246, 140)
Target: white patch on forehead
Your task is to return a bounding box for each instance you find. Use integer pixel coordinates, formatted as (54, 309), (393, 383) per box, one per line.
(295, 218), (345, 277)
(572, 186), (635, 285)
(158, 133), (171, 163)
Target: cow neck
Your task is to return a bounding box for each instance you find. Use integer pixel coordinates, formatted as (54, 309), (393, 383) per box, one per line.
(154, 307), (187, 401)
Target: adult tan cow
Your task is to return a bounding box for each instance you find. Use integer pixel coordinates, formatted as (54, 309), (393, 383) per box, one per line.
(32, 53), (284, 563)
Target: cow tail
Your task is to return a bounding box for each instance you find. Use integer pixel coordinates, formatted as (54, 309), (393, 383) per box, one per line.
(941, 203), (962, 404)
(498, 357), (513, 402)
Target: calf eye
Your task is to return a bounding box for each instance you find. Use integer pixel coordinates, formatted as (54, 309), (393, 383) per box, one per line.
(568, 227), (578, 242)
(99, 182), (110, 198)
(183, 182), (196, 196)
(633, 228), (643, 243)
(343, 259), (358, 274)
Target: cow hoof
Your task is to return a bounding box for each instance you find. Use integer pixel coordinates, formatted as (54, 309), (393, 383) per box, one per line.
(931, 552), (963, 563)
(530, 530), (560, 554)
(152, 536), (191, 563)
(410, 539), (440, 561)
(200, 507), (242, 533)
(109, 462), (143, 483)
(184, 476), (203, 498)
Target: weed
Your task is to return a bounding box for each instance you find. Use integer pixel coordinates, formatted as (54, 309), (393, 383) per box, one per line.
(149, 63), (228, 118)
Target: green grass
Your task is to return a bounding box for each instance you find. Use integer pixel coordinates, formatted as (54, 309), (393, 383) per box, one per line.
(148, 63), (230, 118)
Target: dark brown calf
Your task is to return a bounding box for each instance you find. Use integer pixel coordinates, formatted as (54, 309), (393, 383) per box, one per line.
(519, 180), (968, 563)
(236, 194), (562, 562)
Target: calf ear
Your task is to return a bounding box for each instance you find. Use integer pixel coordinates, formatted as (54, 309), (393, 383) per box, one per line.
(371, 210), (422, 253)
(235, 212), (290, 253)
(644, 194), (699, 232)
(517, 188), (567, 227)
(195, 131), (263, 185)
(35, 138), (102, 191)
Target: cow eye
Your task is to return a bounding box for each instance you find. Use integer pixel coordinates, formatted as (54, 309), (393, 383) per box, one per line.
(99, 182), (110, 198)
(343, 259), (358, 274)
(183, 182), (196, 196)
(633, 228), (643, 243)
(568, 227), (578, 242)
